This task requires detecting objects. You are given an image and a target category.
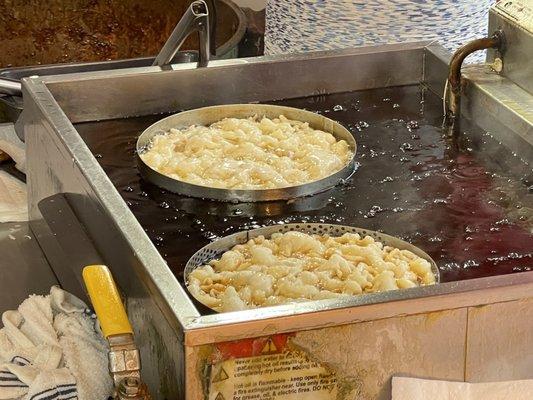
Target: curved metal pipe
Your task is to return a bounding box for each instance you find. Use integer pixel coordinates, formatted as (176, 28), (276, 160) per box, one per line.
(447, 30), (505, 120)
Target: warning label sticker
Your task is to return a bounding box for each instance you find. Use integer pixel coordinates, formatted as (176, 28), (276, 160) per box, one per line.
(208, 348), (337, 400)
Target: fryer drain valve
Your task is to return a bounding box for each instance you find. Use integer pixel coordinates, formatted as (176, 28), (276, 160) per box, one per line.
(83, 265), (152, 400)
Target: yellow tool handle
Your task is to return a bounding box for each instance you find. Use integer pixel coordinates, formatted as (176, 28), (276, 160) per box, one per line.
(82, 265), (133, 338)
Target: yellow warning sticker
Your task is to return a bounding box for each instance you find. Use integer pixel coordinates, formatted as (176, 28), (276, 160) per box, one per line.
(213, 367), (230, 383)
(261, 338), (278, 355)
(208, 350), (337, 400)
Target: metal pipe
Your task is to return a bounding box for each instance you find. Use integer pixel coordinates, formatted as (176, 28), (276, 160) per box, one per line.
(0, 78), (22, 97)
(152, 0), (210, 68)
(205, 0), (218, 55)
(447, 30), (505, 120)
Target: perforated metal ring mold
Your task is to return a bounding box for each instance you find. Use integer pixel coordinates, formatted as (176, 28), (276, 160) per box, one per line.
(136, 104), (357, 202)
(185, 223), (440, 312)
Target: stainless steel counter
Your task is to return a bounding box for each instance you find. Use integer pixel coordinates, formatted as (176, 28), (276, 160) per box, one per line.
(0, 222), (57, 311)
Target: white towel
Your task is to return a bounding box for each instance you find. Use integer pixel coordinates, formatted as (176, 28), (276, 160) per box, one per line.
(0, 124), (25, 173)
(0, 123), (27, 223)
(0, 287), (113, 400)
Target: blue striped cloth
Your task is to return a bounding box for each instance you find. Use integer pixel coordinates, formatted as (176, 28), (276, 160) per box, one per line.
(1, 358), (29, 390)
(1, 355), (79, 400)
(265, 0), (495, 63)
(0, 287), (112, 400)
(27, 384), (78, 400)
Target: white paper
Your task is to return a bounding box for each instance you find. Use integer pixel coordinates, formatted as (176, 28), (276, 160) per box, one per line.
(392, 377), (533, 400)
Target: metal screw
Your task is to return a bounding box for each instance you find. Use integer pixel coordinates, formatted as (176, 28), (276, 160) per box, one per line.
(118, 377), (141, 398)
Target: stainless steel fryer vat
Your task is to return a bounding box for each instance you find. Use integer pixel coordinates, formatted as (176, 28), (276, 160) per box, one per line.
(22, 4), (533, 397)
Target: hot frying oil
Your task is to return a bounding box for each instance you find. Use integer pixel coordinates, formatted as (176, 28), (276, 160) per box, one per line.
(76, 85), (533, 288)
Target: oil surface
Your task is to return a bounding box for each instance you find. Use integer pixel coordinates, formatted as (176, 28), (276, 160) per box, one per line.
(76, 85), (533, 285)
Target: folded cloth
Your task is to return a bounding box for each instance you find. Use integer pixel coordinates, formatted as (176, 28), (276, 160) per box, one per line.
(0, 123), (27, 223)
(392, 376), (533, 400)
(0, 287), (113, 400)
(0, 171), (27, 223)
(0, 124), (25, 173)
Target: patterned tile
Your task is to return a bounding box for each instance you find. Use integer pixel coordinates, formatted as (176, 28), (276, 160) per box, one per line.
(265, 1), (495, 63)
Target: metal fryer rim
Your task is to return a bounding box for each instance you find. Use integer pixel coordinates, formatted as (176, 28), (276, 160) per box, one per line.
(136, 104), (357, 202)
(184, 223), (440, 313)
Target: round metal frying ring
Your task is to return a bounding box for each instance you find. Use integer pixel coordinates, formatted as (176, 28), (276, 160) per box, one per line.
(136, 104), (357, 202)
(184, 223), (440, 312)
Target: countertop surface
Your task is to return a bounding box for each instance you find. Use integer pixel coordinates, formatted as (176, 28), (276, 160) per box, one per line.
(0, 221), (57, 311)
(0, 151), (56, 312)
